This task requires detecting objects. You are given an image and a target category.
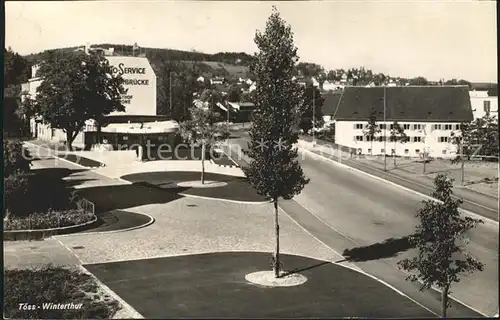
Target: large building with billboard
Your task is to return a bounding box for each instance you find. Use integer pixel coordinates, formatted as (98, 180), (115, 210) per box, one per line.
(23, 45), (179, 152)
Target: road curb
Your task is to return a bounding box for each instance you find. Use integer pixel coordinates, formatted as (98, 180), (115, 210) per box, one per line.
(76, 265), (144, 319)
(300, 147), (499, 227)
(54, 211), (156, 237)
(178, 192), (271, 205)
(25, 142), (103, 169)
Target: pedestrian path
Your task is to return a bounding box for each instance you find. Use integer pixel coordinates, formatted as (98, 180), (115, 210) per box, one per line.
(4, 238), (81, 269)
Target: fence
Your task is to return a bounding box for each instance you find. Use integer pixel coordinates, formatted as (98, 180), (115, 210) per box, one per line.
(299, 135), (358, 157)
(79, 198), (95, 215)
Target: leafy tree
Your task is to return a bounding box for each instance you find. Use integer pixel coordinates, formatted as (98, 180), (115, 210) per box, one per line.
(244, 8), (310, 278)
(326, 70), (337, 81)
(34, 51), (124, 150)
(178, 107), (228, 184)
(3, 139), (32, 177)
(487, 84), (497, 97)
(389, 121), (408, 166)
(398, 174), (484, 318)
(473, 113), (499, 160)
(409, 77), (428, 86)
(297, 84), (324, 134)
(3, 139), (32, 218)
(295, 62), (324, 77)
(445, 79), (472, 89)
(4, 172), (29, 218)
(227, 84), (241, 102)
(4, 47), (30, 87)
(199, 89), (224, 122)
(16, 95), (38, 137)
(450, 122), (474, 185)
(154, 60), (203, 121)
(241, 90), (255, 103)
(362, 108), (381, 155)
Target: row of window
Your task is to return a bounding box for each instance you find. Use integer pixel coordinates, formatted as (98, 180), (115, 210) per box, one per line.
(354, 123), (460, 131)
(355, 136), (451, 143)
(364, 148), (450, 155)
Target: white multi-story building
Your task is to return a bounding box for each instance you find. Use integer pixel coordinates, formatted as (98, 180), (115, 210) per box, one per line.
(333, 86), (473, 158)
(469, 90), (498, 119)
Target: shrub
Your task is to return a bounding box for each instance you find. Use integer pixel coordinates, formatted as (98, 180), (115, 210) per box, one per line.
(3, 209), (95, 230)
(4, 266), (121, 319)
(3, 171), (29, 217)
(3, 139), (32, 176)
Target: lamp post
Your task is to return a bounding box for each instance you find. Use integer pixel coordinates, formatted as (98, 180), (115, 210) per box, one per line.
(383, 87), (387, 171)
(312, 87), (316, 144)
(226, 102), (230, 146)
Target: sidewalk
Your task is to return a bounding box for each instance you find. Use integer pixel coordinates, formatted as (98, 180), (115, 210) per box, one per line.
(360, 156), (498, 199)
(4, 238), (81, 269)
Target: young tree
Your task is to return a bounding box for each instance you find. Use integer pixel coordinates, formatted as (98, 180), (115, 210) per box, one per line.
(178, 106), (227, 184)
(362, 108), (381, 155)
(389, 121), (408, 166)
(244, 8), (310, 278)
(297, 84), (324, 134)
(450, 122), (474, 185)
(199, 89), (224, 122)
(398, 174), (484, 318)
(35, 51), (124, 150)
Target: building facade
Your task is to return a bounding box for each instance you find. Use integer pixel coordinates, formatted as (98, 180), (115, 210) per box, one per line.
(23, 50), (160, 148)
(469, 90), (498, 119)
(333, 86), (473, 158)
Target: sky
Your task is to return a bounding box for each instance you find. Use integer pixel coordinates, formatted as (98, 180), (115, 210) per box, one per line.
(5, 1), (497, 82)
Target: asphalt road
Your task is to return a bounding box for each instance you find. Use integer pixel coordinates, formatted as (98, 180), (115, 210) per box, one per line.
(227, 132), (499, 317)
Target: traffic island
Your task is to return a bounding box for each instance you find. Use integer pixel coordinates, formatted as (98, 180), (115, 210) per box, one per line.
(245, 270), (307, 287)
(84, 251), (436, 318)
(121, 171), (268, 203)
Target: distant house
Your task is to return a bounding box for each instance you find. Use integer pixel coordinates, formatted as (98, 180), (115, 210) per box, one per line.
(322, 80), (343, 92)
(311, 77), (320, 88)
(469, 90), (498, 119)
(210, 77), (225, 85)
(333, 86), (473, 158)
(197, 76), (205, 83)
(248, 82), (257, 93)
(246, 79), (253, 85)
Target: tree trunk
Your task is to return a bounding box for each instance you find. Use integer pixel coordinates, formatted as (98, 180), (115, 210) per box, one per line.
(370, 139), (373, 155)
(441, 284), (449, 317)
(66, 130), (73, 151)
(273, 198), (280, 278)
(461, 157), (465, 185)
(201, 143), (206, 184)
(393, 141), (397, 166)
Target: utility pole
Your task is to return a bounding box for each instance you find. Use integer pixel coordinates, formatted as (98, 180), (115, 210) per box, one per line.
(460, 140), (465, 185)
(383, 86), (387, 171)
(312, 86), (316, 144)
(423, 126), (427, 174)
(226, 103), (230, 146)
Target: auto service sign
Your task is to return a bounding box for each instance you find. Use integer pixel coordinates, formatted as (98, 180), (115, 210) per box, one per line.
(107, 57), (156, 115)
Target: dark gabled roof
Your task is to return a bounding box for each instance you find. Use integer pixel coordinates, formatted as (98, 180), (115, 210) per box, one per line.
(321, 92), (343, 115)
(335, 86), (473, 122)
